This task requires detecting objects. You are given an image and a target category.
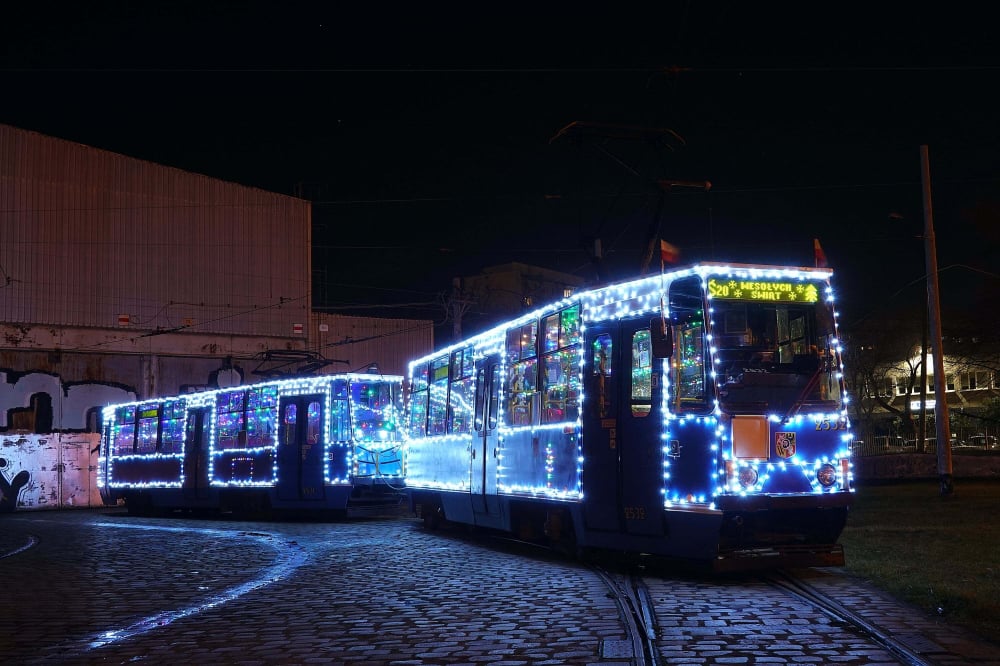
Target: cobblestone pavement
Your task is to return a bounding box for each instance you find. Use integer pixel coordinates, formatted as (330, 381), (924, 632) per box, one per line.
(643, 568), (999, 665)
(1, 508), (997, 665)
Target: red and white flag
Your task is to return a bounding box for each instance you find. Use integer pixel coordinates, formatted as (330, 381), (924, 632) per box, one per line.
(660, 239), (680, 264)
(813, 238), (828, 268)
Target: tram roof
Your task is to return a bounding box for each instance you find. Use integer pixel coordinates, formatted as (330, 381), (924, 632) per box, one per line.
(408, 262), (835, 368)
(101, 372), (405, 413)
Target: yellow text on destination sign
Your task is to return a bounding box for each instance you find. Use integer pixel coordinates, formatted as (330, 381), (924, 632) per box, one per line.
(707, 278), (821, 303)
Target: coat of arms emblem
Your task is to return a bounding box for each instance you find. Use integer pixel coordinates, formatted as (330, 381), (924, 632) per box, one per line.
(775, 432), (796, 458)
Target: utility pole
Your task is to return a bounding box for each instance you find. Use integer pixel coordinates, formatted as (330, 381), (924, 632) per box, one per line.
(918, 306), (928, 452)
(920, 145), (954, 496)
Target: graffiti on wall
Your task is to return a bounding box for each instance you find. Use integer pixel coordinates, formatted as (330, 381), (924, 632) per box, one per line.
(1, 371), (135, 432)
(0, 434), (102, 511)
(0, 456), (30, 512)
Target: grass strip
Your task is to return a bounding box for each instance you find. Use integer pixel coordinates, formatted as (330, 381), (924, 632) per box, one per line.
(839, 479), (1000, 644)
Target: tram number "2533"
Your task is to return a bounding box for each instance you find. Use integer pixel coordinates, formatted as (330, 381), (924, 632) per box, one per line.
(623, 506), (646, 520)
(814, 418), (849, 431)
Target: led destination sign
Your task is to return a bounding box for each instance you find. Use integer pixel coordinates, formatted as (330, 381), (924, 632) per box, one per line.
(707, 278), (821, 303)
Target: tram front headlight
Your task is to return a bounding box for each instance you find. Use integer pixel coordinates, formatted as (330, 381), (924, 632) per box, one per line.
(737, 466), (758, 489)
(816, 463), (838, 488)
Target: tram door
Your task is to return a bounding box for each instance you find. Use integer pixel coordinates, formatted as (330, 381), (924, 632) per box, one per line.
(182, 407), (212, 501)
(277, 394), (325, 502)
(582, 323), (621, 530)
(616, 318), (667, 536)
(582, 319), (666, 536)
(470, 354), (502, 518)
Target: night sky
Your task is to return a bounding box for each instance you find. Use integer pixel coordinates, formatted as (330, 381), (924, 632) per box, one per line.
(4, 2), (999, 340)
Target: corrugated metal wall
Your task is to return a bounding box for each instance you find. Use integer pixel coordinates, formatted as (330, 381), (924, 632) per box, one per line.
(0, 124), (311, 338)
(310, 313), (434, 377)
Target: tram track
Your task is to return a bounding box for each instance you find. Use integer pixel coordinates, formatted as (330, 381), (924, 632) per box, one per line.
(478, 533), (662, 664)
(761, 569), (935, 666)
(595, 558), (941, 666)
(592, 565), (661, 666)
(456, 530), (949, 664)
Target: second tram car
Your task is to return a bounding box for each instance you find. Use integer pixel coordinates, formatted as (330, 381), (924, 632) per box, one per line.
(99, 373), (405, 516)
(403, 262), (854, 569)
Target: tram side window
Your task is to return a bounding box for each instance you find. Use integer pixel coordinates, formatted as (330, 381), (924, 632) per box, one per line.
(216, 390), (248, 449)
(113, 406), (137, 455)
(675, 324), (707, 406)
(327, 379), (348, 441)
(306, 401), (322, 446)
(282, 403), (297, 445)
(474, 366), (487, 431)
(331, 395), (350, 441)
(631, 330), (653, 417)
(427, 355), (450, 435)
(669, 275), (709, 413)
(448, 347), (476, 434)
(591, 334), (613, 418)
(488, 363), (501, 429)
(508, 358), (537, 426)
(160, 400), (186, 454)
(506, 321), (539, 426)
(245, 386), (278, 448)
(136, 405), (160, 453)
(408, 362), (430, 438)
(541, 306), (582, 424)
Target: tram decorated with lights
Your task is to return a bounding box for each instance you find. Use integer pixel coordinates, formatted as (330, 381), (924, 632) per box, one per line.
(403, 262), (854, 569)
(99, 373), (405, 516)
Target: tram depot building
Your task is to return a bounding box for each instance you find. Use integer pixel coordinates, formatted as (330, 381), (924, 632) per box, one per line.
(0, 125), (434, 509)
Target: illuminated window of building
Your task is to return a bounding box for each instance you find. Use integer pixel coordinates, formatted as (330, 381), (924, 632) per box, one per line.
(960, 370), (993, 391)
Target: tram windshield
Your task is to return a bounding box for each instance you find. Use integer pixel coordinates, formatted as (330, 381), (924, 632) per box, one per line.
(712, 294), (842, 415)
(350, 381), (402, 442)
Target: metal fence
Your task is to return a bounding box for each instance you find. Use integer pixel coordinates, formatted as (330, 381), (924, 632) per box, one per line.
(851, 426), (1000, 457)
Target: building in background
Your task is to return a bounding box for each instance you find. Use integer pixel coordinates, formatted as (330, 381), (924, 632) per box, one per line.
(452, 262), (585, 339)
(847, 315), (999, 454)
(0, 124), (432, 434)
(310, 312), (432, 377)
